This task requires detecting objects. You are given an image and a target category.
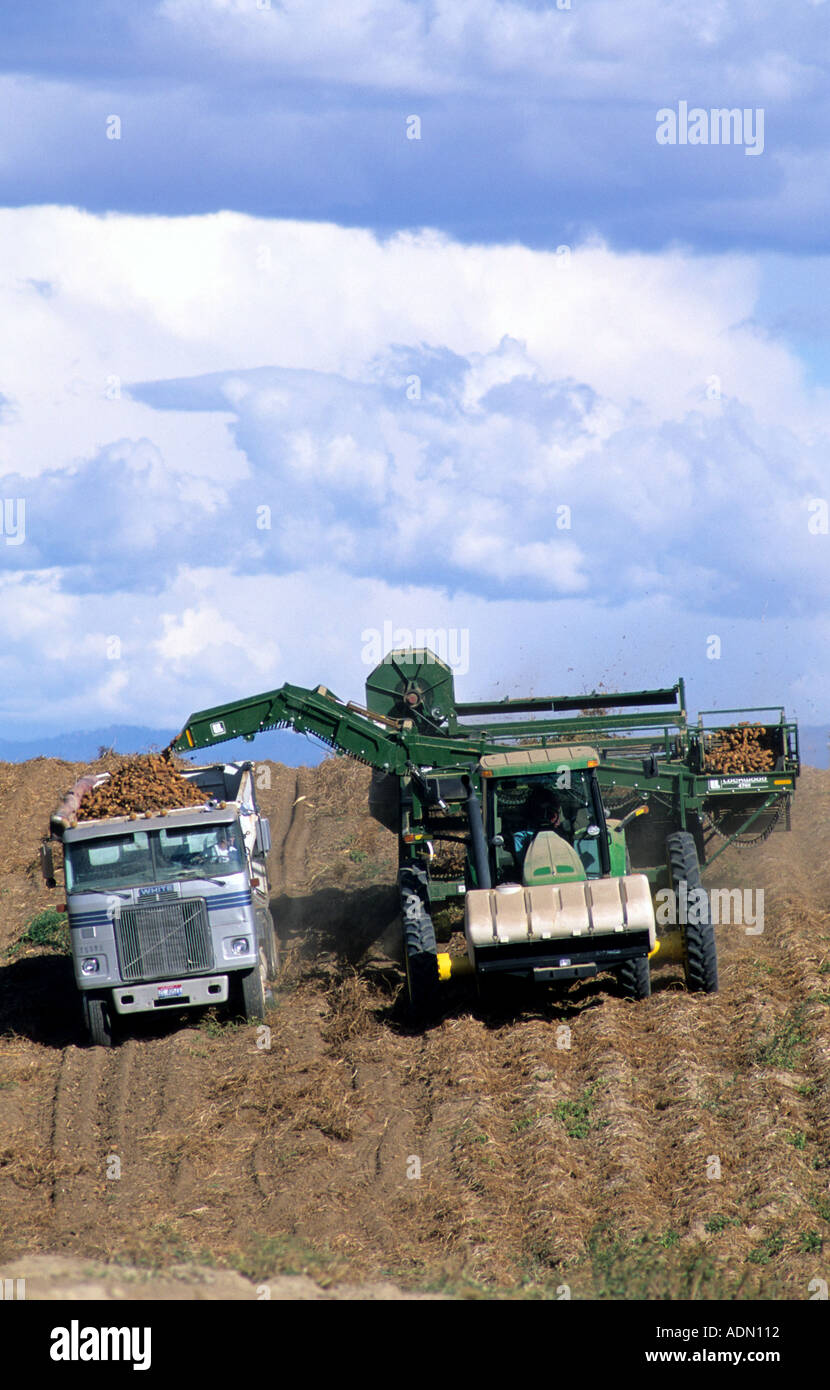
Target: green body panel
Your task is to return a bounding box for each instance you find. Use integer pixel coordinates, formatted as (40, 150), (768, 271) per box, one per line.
(607, 827), (628, 879)
(521, 833), (588, 886)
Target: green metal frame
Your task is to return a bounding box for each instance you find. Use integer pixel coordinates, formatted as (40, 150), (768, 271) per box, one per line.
(172, 659), (799, 886)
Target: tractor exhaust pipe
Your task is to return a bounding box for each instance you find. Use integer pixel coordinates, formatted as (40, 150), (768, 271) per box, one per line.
(463, 777), (491, 891)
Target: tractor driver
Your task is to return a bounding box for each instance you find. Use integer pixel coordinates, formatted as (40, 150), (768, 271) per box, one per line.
(510, 785), (571, 870)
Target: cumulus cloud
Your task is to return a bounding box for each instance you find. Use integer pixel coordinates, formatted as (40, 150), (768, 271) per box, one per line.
(1, 564), (827, 743)
(154, 0), (824, 105)
(1, 206), (829, 733)
(157, 604), (279, 672)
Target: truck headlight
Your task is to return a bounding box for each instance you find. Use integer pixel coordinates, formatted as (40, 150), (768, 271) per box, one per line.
(81, 957), (100, 975)
(231, 937), (250, 956)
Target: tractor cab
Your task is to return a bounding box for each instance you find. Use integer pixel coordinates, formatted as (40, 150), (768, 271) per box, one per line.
(479, 747), (625, 888)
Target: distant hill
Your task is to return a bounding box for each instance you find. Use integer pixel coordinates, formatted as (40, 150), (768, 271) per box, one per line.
(0, 725), (326, 768)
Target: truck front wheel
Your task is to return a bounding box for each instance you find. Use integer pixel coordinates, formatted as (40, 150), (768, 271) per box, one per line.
(235, 964), (266, 1023)
(82, 992), (116, 1047)
(257, 907), (280, 982)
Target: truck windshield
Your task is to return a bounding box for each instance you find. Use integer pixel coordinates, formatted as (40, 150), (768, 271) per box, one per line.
(65, 824), (245, 892)
(155, 824), (244, 880)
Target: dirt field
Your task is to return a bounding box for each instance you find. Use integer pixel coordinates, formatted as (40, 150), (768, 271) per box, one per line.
(1, 755), (829, 1300)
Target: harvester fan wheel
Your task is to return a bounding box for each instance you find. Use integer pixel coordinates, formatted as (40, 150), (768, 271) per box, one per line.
(82, 992), (116, 1047)
(616, 954), (651, 1000)
(399, 864), (439, 1019)
(666, 831), (718, 994)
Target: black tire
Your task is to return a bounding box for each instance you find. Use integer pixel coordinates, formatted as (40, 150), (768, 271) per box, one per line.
(666, 831), (718, 994)
(235, 963), (266, 1023)
(258, 907), (280, 982)
(399, 863), (439, 1018)
(82, 992), (116, 1047)
(617, 954), (651, 1000)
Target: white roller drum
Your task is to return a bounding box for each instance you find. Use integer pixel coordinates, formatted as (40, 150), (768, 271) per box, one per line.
(465, 875), (656, 952)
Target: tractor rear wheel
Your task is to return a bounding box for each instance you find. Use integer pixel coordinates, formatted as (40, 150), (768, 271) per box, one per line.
(399, 864), (439, 1019)
(617, 954), (651, 1000)
(666, 831), (718, 993)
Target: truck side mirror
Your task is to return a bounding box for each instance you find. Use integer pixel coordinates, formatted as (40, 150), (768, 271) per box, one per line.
(255, 818), (271, 854)
(40, 842), (56, 889)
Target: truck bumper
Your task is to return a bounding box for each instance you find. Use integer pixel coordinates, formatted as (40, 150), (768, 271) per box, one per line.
(111, 975), (230, 1015)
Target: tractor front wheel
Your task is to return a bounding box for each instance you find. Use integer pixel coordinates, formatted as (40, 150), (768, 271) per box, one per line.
(617, 954), (651, 1000)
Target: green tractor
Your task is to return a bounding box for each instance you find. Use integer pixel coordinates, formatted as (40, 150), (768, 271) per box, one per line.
(396, 743), (659, 1015)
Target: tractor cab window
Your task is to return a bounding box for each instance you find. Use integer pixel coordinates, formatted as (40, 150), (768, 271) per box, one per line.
(489, 770), (603, 879)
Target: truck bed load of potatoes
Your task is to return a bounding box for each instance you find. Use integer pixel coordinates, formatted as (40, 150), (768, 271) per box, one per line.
(54, 753), (208, 825)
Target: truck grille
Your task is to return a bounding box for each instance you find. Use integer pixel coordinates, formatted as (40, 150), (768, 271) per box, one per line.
(115, 899), (213, 982)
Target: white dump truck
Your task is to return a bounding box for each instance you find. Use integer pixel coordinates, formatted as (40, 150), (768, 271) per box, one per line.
(43, 761), (278, 1046)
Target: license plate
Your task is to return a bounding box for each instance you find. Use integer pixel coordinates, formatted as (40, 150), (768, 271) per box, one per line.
(158, 983), (183, 999)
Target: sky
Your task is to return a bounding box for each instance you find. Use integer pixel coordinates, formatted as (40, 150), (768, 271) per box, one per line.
(0, 1), (829, 750)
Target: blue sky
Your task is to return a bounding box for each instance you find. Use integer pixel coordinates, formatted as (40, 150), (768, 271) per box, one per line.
(0, 1), (828, 747)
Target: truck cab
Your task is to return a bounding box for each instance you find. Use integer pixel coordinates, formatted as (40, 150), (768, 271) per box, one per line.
(49, 762), (278, 1045)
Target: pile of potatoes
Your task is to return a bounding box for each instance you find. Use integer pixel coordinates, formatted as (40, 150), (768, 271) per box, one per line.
(77, 753), (207, 821)
(704, 723), (775, 774)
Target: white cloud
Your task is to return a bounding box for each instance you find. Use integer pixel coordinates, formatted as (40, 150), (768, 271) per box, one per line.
(2, 5), (827, 267)
(1, 563), (826, 740)
(157, 604), (279, 671)
(154, 1), (823, 103)
(1, 209), (817, 455)
(450, 529), (587, 591)
(2, 206), (830, 730)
